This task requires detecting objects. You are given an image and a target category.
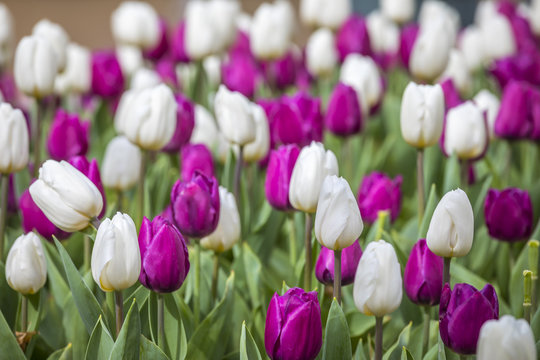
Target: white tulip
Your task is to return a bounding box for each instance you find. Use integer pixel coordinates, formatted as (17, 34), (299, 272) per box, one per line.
(306, 28), (338, 78)
(438, 49), (472, 94)
(14, 35), (58, 98)
(250, 1), (295, 60)
(289, 142), (339, 213)
(475, 1), (498, 28)
(480, 14), (516, 61)
(115, 83), (177, 150)
(400, 82), (445, 148)
(5, 233), (47, 295)
(210, 0), (240, 52)
(353, 240), (402, 317)
(236, 12), (252, 33)
(340, 54), (382, 115)
(458, 26), (485, 71)
(380, 0), (415, 25)
(0, 4), (14, 68)
(300, 0), (351, 29)
(54, 43), (91, 95)
(130, 67), (161, 90)
(203, 55), (222, 88)
(242, 103), (270, 162)
(32, 19), (69, 72)
(426, 188), (473, 258)
(111, 1), (159, 49)
(91, 212), (141, 292)
(101, 136), (142, 191)
(0, 103), (29, 174)
(409, 21), (453, 82)
(201, 187), (240, 252)
(315, 175), (363, 250)
(444, 101), (487, 160)
(192, 104), (219, 150)
(184, 1), (217, 59)
(366, 11), (400, 55)
(473, 90), (500, 140)
(531, 0), (540, 36)
(214, 85), (256, 146)
(418, 0), (460, 43)
(116, 44), (143, 76)
(477, 316), (537, 360)
(29, 160), (103, 232)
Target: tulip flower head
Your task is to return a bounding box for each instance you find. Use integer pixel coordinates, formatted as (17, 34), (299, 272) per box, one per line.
(484, 188), (533, 242)
(325, 82), (363, 136)
(0, 102), (29, 174)
(214, 85), (256, 146)
(306, 28), (338, 78)
(357, 171), (402, 224)
(336, 15), (372, 63)
(381, 0), (415, 25)
(47, 109), (90, 161)
(250, 1), (294, 60)
(101, 136), (142, 191)
(162, 93), (195, 152)
(32, 19), (69, 72)
(242, 103), (270, 162)
(111, 1), (160, 49)
(300, 0), (351, 29)
(5, 232), (47, 295)
(315, 240), (362, 286)
(91, 50), (125, 98)
(201, 186), (241, 253)
(180, 144), (215, 182)
(404, 239), (443, 305)
(54, 43), (91, 94)
(265, 144), (300, 211)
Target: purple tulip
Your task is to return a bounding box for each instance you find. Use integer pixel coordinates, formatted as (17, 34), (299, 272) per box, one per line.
(265, 144), (300, 211)
(399, 24), (419, 70)
(159, 204), (175, 225)
(68, 156), (106, 218)
(495, 81), (533, 139)
(530, 86), (540, 140)
(357, 172), (402, 224)
(490, 48), (540, 89)
(265, 288), (322, 360)
(162, 94), (195, 152)
(315, 240), (362, 286)
(440, 79), (462, 110)
(263, 51), (298, 90)
(222, 53), (260, 98)
(229, 31), (251, 57)
(143, 18), (169, 61)
(484, 188), (533, 242)
(0, 72), (17, 105)
(285, 92), (324, 144)
(497, 1), (536, 52)
(170, 172), (220, 238)
(155, 57), (179, 89)
(171, 21), (190, 63)
(325, 82), (363, 136)
(139, 215), (190, 293)
(181, 144), (214, 182)
(91, 50), (125, 98)
(404, 239), (443, 306)
(439, 283), (499, 355)
(47, 109), (90, 161)
(336, 15), (372, 63)
(266, 100), (305, 147)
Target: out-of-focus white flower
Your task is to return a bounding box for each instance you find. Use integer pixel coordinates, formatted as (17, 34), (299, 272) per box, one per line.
(54, 43), (91, 95)
(236, 12), (252, 33)
(0, 103), (29, 174)
(192, 104), (219, 150)
(480, 13), (516, 62)
(475, 0), (497, 27)
(444, 101), (488, 160)
(0, 4), (14, 68)
(101, 136), (142, 190)
(340, 54), (382, 115)
(530, 0), (540, 36)
(459, 26), (485, 71)
(300, 0), (351, 29)
(366, 11), (400, 55)
(203, 55), (222, 88)
(473, 89), (500, 140)
(210, 0), (240, 52)
(32, 19), (69, 72)
(5, 233), (47, 295)
(111, 1), (159, 49)
(438, 49), (472, 94)
(306, 28), (338, 78)
(201, 186), (240, 252)
(409, 21), (453, 82)
(116, 44), (143, 76)
(242, 103), (270, 162)
(214, 85), (256, 146)
(130, 67), (161, 90)
(380, 0), (415, 25)
(418, 0), (460, 43)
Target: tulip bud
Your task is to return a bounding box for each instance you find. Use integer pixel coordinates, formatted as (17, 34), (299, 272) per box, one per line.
(336, 15), (372, 63)
(289, 142), (338, 213)
(101, 136), (141, 191)
(139, 216), (189, 293)
(399, 24), (419, 69)
(265, 144), (300, 211)
(458, 26), (485, 71)
(162, 94), (195, 153)
(170, 21), (189, 63)
(480, 13), (516, 62)
(130, 67), (161, 90)
(91, 51), (125, 98)
(222, 53), (260, 99)
(440, 79), (462, 110)
(477, 315), (537, 360)
(287, 92), (324, 143)
(300, 0), (350, 29)
(214, 85), (256, 146)
(306, 28), (338, 78)
(184, 1), (216, 60)
(439, 283), (499, 355)
(91, 212), (141, 291)
(143, 18), (169, 61)
(357, 171), (402, 224)
(262, 49), (298, 90)
(353, 239), (402, 316)
(366, 11), (399, 67)
(68, 156), (107, 219)
(0, 103), (29, 174)
(443, 101), (488, 160)
(265, 288), (322, 360)
(404, 239), (443, 306)
(0, 4), (14, 68)
(400, 82), (445, 148)
(380, 0), (415, 25)
(5, 232), (47, 295)
(484, 188), (533, 242)
(315, 175), (364, 250)
(426, 188), (473, 258)
(29, 160), (103, 232)
(201, 186), (240, 252)
(47, 110), (89, 161)
(250, 1), (294, 60)
(262, 98), (305, 147)
(32, 19), (69, 72)
(438, 49), (472, 95)
(111, 1), (159, 49)
(409, 21), (453, 82)
(180, 144), (214, 182)
(316, 240), (362, 286)
(340, 54), (382, 115)
(170, 172), (220, 238)
(473, 90), (500, 140)
(191, 105), (219, 150)
(209, 0), (240, 53)
(54, 43), (91, 95)
(116, 44), (143, 76)
(325, 83), (363, 137)
(242, 103), (270, 162)
(494, 81), (535, 140)
(418, 1), (460, 42)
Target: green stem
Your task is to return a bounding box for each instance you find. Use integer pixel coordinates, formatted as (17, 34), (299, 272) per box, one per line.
(21, 295), (28, 332)
(422, 306), (431, 357)
(333, 249), (342, 305)
(443, 257), (451, 287)
(528, 240), (539, 313)
(375, 316), (383, 360)
(137, 150), (148, 226)
(193, 240), (201, 327)
(116, 189), (123, 213)
(0, 173), (8, 261)
(211, 252), (219, 305)
(84, 236), (91, 273)
(191, 60), (206, 106)
(233, 146), (244, 206)
(32, 99), (44, 179)
(157, 294), (164, 350)
(417, 149), (425, 225)
(115, 291), (123, 337)
(460, 160), (469, 191)
(524, 270), (532, 323)
(288, 213), (297, 265)
(304, 213), (313, 290)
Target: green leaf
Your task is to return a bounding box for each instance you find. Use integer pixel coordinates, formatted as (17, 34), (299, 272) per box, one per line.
(85, 316), (114, 360)
(123, 285), (150, 310)
(0, 262), (18, 329)
(242, 243), (263, 309)
(401, 347), (415, 360)
(347, 312), (376, 338)
(47, 343), (73, 360)
(239, 321), (262, 360)
(109, 299), (141, 360)
(161, 293), (188, 360)
(63, 294), (90, 359)
(140, 335), (169, 360)
(442, 153), (460, 194)
(43, 241), (70, 309)
(383, 322), (412, 360)
(418, 184), (437, 239)
(0, 308), (26, 359)
(353, 338), (368, 360)
(322, 299), (352, 360)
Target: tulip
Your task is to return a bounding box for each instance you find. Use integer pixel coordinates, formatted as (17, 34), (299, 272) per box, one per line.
(426, 188), (473, 258)
(180, 144), (214, 182)
(265, 144), (300, 211)
(0, 4), (14, 68)
(409, 21), (453, 82)
(439, 283), (499, 355)
(5, 232), (47, 295)
(14, 35), (58, 98)
(263, 99), (304, 147)
(222, 53), (260, 98)
(289, 142), (339, 214)
(438, 49), (472, 95)
(91, 50), (125, 98)
(480, 13), (516, 62)
(532, 0), (540, 36)
(101, 136), (142, 191)
(381, 0), (414, 24)
(265, 288), (322, 360)
(29, 160), (103, 232)
(111, 1), (159, 49)
(139, 215), (190, 293)
(474, 90), (500, 139)
(340, 54), (382, 115)
(214, 85), (256, 146)
(459, 26), (485, 71)
(201, 186), (240, 252)
(116, 44), (143, 76)
(366, 11), (399, 69)
(203, 55), (222, 89)
(477, 315), (537, 360)
(315, 175), (363, 251)
(357, 171), (402, 224)
(208, 0), (240, 53)
(191, 105), (219, 150)
(316, 239), (362, 286)
(300, 0), (350, 29)
(155, 57), (178, 89)
(0, 103), (29, 174)
(143, 18), (169, 61)
(130, 68), (161, 90)
(484, 188), (533, 242)
(115, 84), (177, 151)
(68, 156), (106, 219)
(418, 1), (460, 42)
(262, 50), (298, 90)
(162, 94), (195, 152)
(336, 15), (371, 63)
(494, 81), (533, 139)
(400, 82), (445, 148)
(47, 110), (90, 161)
(91, 212), (141, 291)
(353, 239), (402, 316)
(404, 239), (443, 306)
(325, 83), (363, 137)
(306, 28), (338, 78)
(399, 24), (419, 69)
(440, 78), (462, 111)
(250, 1), (294, 60)
(170, 21), (190, 63)
(32, 19), (69, 72)
(170, 172), (220, 238)
(288, 92), (323, 143)
(243, 103), (270, 162)
(54, 43), (91, 95)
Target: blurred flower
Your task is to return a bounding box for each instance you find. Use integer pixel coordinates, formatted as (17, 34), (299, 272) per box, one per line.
(418, 0), (460, 42)
(91, 50), (125, 98)
(55, 43), (91, 94)
(250, 1), (294, 60)
(336, 15), (371, 63)
(484, 188), (533, 242)
(111, 1), (159, 49)
(32, 19), (69, 72)
(191, 105), (219, 150)
(0, 4), (14, 68)
(0, 103), (29, 173)
(222, 53), (260, 98)
(458, 26), (485, 71)
(130, 67), (161, 90)
(440, 79), (462, 110)
(300, 0), (350, 29)
(214, 84), (256, 146)
(480, 13), (516, 62)
(340, 54), (382, 115)
(201, 186), (240, 252)
(404, 239), (443, 306)
(438, 49), (472, 94)
(399, 24), (419, 69)
(181, 144), (214, 182)
(366, 11), (399, 69)
(381, 0), (414, 24)
(5, 232), (47, 295)
(155, 57), (179, 88)
(143, 18), (169, 61)
(409, 21), (453, 82)
(357, 171), (402, 224)
(325, 82), (363, 136)
(116, 44), (143, 76)
(262, 50), (298, 90)
(162, 94), (195, 152)
(203, 55), (222, 89)
(474, 90), (500, 139)
(495, 81), (539, 140)
(47, 109), (90, 161)
(170, 21), (190, 63)
(101, 136), (141, 191)
(265, 144), (300, 211)
(306, 28), (338, 78)
(243, 103), (270, 162)
(316, 240), (362, 286)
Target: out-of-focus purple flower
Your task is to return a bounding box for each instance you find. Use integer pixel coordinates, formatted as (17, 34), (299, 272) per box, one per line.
(266, 99), (305, 147)
(490, 48), (540, 89)
(155, 57), (179, 89)
(222, 53), (260, 98)
(229, 30), (251, 57)
(262, 51), (298, 90)
(530, 86), (540, 140)
(170, 172), (220, 238)
(47, 109), (90, 161)
(357, 171), (402, 224)
(315, 240), (362, 286)
(440, 78), (462, 110)
(265, 288), (322, 360)
(171, 21), (190, 63)
(265, 144), (300, 211)
(495, 81), (535, 139)
(404, 239), (443, 305)
(484, 188), (533, 242)
(143, 18), (169, 61)
(180, 143), (214, 182)
(0, 72), (17, 105)
(439, 283), (499, 355)
(399, 24), (419, 69)
(325, 82), (362, 136)
(91, 50), (125, 98)
(139, 215), (190, 293)
(162, 94), (195, 152)
(286, 92), (323, 143)
(68, 156), (106, 218)
(497, 1), (536, 52)
(336, 15), (371, 63)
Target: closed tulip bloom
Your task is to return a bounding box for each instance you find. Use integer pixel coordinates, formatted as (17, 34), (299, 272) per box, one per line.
(289, 142), (338, 213)
(480, 13), (516, 62)
(316, 240), (362, 286)
(264, 99), (305, 147)
(380, 0), (415, 25)
(155, 58), (178, 88)
(222, 53), (260, 98)
(495, 81), (533, 139)
(214, 85), (256, 146)
(14, 35), (58, 98)
(399, 24), (419, 69)
(357, 172), (402, 224)
(130, 68), (161, 90)
(5, 232), (47, 295)
(439, 49), (472, 95)
(116, 44), (143, 76)
(440, 79), (462, 111)
(47, 110), (90, 161)
(439, 283), (499, 355)
(443, 101), (488, 160)
(426, 188), (473, 258)
(143, 18), (169, 61)
(459, 26), (485, 71)
(54, 43), (91, 94)
(0, 4), (14, 68)
(250, 1), (294, 60)
(262, 50), (298, 90)
(184, 1), (217, 60)
(300, 0), (350, 29)
(265, 288), (322, 360)
(139, 216), (189, 293)
(400, 82), (445, 148)
(181, 144), (214, 182)
(484, 188), (533, 242)
(409, 21), (453, 82)
(243, 103), (270, 162)
(201, 186), (240, 252)
(111, 1), (159, 49)
(306, 28), (338, 78)
(336, 15), (371, 63)
(170, 21), (190, 63)
(162, 94), (195, 152)
(92, 212), (141, 292)
(32, 19), (69, 72)
(353, 240), (402, 316)
(474, 90), (500, 139)
(288, 92), (323, 143)
(265, 144), (300, 211)
(209, 0), (240, 53)
(418, 1), (460, 41)
(101, 136), (141, 190)
(366, 11), (399, 68)
(477, 315), (537, 360)
(91, 51), (125, 98)
(29, 160), (103, 232)
(68, 156), (107, 219)
(340, 54), (382, 115)
(115, 84), (177, 151)
(404, 239), (443, 306)
(191, 105), (219, 150)
(0, 103), (29, 174)
(326, 83), (362, 136)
